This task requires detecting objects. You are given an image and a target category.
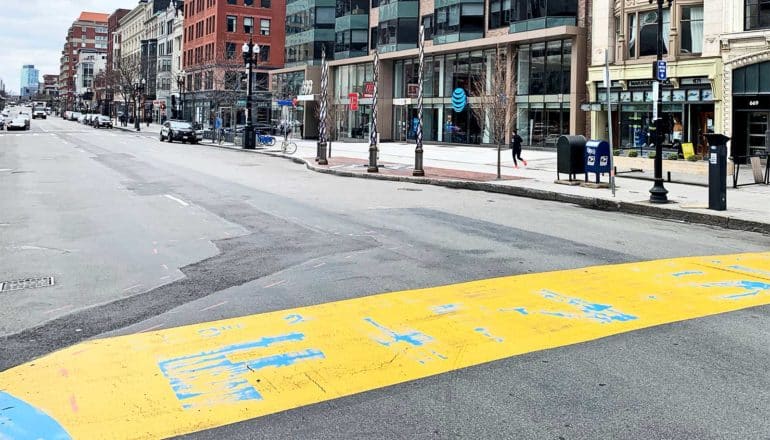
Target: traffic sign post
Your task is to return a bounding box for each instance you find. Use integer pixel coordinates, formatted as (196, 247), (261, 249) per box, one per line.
(652, 60), (667, 81)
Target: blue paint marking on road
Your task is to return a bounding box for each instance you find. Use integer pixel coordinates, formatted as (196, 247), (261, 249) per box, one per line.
(284, 314), (305, 324)
(499, 307), (529, 315)
(474, 327), (504, 343)
(158, 332), (324, 409)
(672, 271), (704, 277)
(539, 290), (637, 323)
(431, 304), (459, 315)
(363, 317), (433, 347)
(702, 280), (770, 299)
(0, 391), (72, 440)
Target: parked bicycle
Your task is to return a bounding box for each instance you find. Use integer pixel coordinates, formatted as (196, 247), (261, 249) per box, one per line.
(280, 138), (297, 155)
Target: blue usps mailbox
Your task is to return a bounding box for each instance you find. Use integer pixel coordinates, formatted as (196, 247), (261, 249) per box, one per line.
(585, 140), (611, 183)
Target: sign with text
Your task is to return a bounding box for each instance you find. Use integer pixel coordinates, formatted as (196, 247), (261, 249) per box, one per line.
(349, 93), (359, 111)
(363, 82), (375, 98)
(653, 60), (667, 81)
(407, 84), (419, 98)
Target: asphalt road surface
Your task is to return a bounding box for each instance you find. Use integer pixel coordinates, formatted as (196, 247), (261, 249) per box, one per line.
(1, 117), (769, 439)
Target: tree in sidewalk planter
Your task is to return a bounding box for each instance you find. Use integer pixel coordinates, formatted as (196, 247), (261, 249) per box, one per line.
(313, 102), (343, 156)
(113, 54), (144, 126)
(469, 46), (517, 180)
(187, 41), (270, 139)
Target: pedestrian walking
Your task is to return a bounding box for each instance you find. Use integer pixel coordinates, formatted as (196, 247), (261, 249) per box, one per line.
(511, 128), (527, 168)
(214, 115), (223, 144)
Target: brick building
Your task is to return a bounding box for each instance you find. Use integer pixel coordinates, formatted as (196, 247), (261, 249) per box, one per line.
(181, 0), (286, 126)
(59, 12), (110, 111)
(107, 9), (131, 75)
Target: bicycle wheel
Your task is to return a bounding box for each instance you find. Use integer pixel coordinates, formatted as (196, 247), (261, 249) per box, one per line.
(283, 141), (297, 155)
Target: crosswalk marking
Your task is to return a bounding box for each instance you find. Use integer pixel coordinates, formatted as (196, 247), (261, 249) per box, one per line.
(1, 252), (769, 439)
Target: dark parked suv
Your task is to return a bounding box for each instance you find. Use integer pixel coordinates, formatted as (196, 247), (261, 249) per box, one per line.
(159, 120), (203, 144)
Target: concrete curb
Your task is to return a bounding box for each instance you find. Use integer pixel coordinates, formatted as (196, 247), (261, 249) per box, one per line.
(195, 142), (770, 235)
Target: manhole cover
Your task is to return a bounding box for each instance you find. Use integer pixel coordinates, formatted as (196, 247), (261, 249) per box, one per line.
(1, 277), (55, 292)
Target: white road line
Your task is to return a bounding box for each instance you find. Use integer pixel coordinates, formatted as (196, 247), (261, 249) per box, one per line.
(199, 301), (228, 312)
(139, 323), (165, 333)
(313, 262), (326, 268)
(164, 194), (189, 206)
(122, 284), (141, 292)
(263, 280), (286, 289)
(44, 304), (73, 315)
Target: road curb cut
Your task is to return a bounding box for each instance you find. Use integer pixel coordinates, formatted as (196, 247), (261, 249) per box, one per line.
(200, 142), (770, 235)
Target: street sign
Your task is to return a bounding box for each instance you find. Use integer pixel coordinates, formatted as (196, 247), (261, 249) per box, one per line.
(363, 82), (374, 98)
(349, 93), (359, 111)
(653, 60), (667, 81)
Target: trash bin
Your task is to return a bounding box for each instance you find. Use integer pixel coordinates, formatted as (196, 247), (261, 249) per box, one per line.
(585, 140), (611, 184)
(557, 135), (586, 181)
(704, 133), (730, 211)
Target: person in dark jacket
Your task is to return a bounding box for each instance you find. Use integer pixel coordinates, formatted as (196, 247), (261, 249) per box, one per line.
(511, 129), (527, 168)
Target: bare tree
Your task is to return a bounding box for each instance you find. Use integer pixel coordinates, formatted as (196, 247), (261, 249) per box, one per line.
(185, 41), (268, 128)
(114, 53), (143, 124)
(469, 47), (517, 179)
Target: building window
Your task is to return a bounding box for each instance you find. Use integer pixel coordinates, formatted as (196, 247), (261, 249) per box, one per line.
(226, 15), (237, 32)
(628, 9), (670, 58)
(261, 0), (271, 7)
(204, 71), (214, 90)
(260, 45), (270, 62)
(680, 6), (703, 54)
(422, 14), (433, 40)
(245, 0), (254, 5)
(225, 42), (236, 59)
(370, 27), (378, 50)
(244, 17), (254, 34)
(260, 19), (271, 35)
(745, 0), (770, 28)
(227, 0), (237, 4)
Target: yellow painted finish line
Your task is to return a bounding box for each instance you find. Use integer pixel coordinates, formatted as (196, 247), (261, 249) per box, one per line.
(2, 252), (770, 439)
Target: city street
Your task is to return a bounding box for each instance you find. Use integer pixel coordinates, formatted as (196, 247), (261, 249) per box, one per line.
(1, 117), (770, 439)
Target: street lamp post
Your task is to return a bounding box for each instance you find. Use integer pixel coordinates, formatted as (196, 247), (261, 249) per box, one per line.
(648, 0), (672, 203)
(242, 37), (260, 150)
(134, 78), (145, 131)
(176, 75), (185, 121)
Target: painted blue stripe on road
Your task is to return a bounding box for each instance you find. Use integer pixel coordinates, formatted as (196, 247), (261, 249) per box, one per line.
(0, 391), (71, 440)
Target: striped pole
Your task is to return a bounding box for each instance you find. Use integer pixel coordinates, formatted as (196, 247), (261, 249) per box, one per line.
(413, 25), (425, 176)
(317, 46), (329, 165)
(367, 50), (379, 172)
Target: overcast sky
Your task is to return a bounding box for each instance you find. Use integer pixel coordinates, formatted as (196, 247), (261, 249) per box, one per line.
(0, 0), (134, 95)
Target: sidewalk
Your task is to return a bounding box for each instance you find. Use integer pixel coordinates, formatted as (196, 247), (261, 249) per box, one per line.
(121, 127), (770, 233)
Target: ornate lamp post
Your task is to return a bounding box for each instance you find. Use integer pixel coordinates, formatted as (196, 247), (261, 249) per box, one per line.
(367, 50), (380, 173)
(176, 74), (185, 121)
(242, 37), (260, 149)
(413, 25), (426, 176)
(134, 78), (145, 131)
(317, 46), (329, 165)
(648, 0), (672, 203)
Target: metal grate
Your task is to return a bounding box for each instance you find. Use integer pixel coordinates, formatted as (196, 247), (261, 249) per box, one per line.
(1, 277), (55, 292)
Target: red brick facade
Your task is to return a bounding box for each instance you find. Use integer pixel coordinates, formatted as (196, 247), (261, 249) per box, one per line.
(107, 9), (131, 75)
(182, 0), (286, 88)
(59, 12), (109, 109)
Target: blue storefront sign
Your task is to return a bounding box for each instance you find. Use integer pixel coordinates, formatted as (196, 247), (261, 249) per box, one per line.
(451, 88), (467, 112)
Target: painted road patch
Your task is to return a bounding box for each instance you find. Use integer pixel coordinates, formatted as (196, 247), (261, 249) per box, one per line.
(1, 252), (769, 439)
